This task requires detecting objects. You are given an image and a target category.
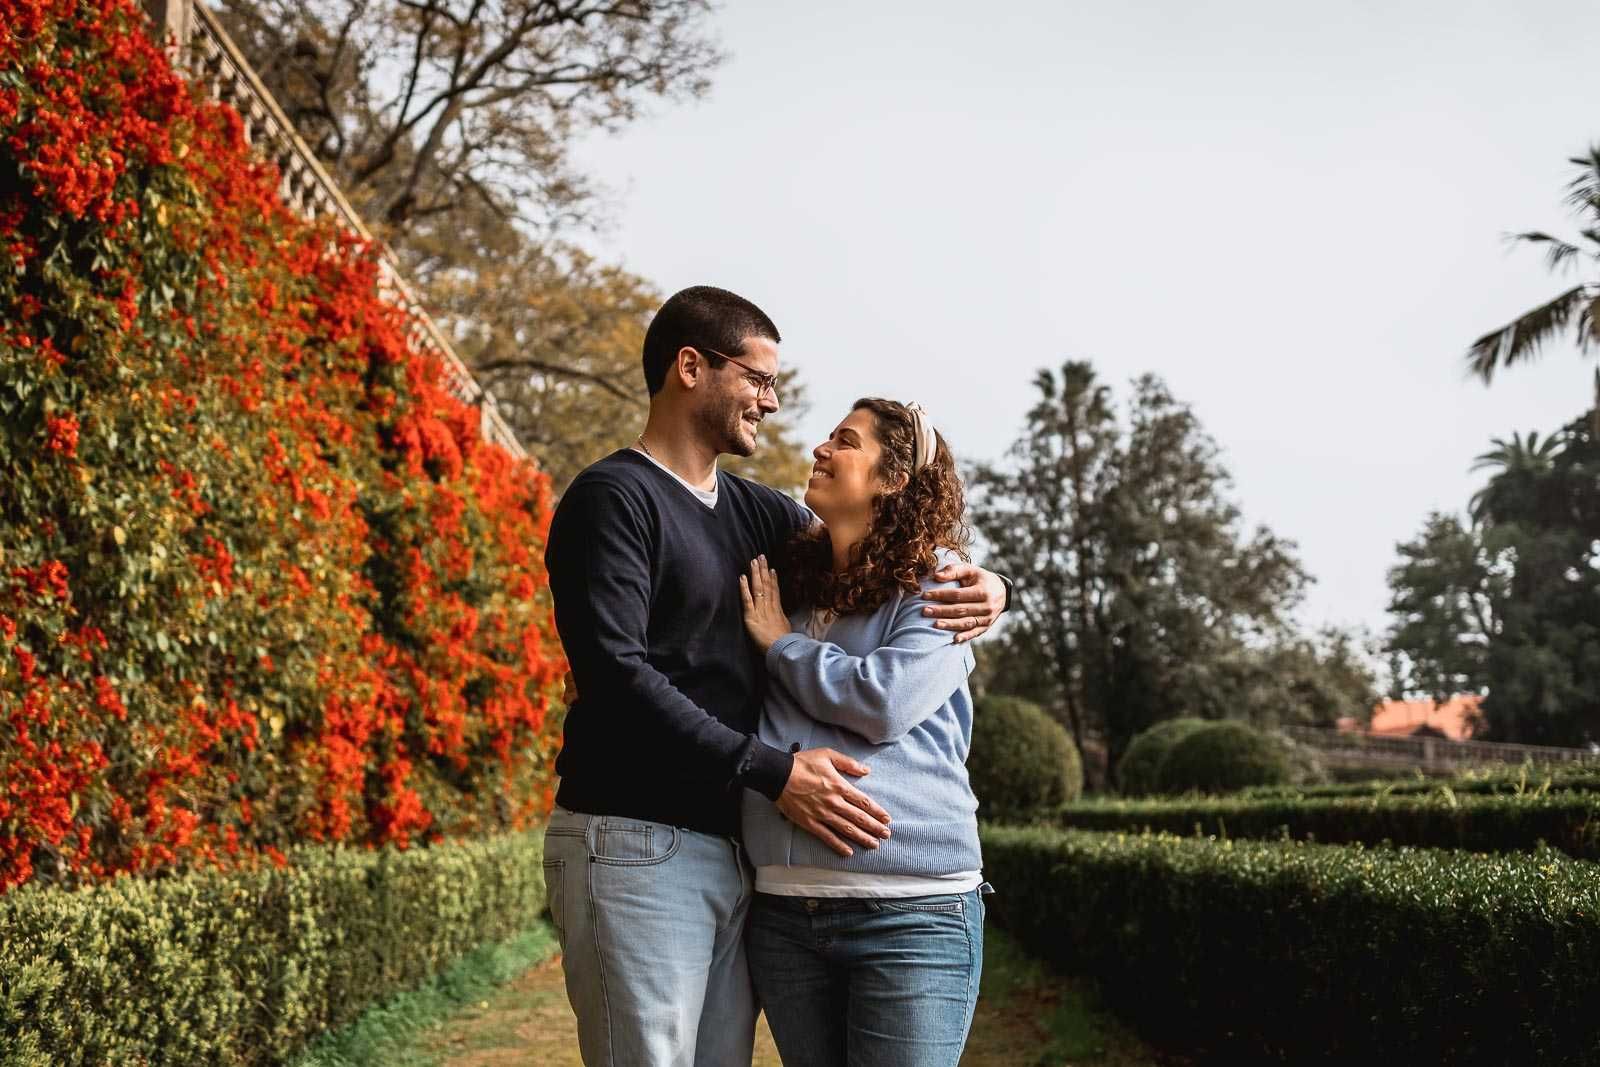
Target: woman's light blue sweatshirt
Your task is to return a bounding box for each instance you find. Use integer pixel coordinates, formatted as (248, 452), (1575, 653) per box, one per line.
(742, 554), (981, 877)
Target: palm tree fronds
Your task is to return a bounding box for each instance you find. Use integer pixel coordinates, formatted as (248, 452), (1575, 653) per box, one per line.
(1468, 429), (1566, 524)
(1470, 440), (1508, 477)
(1473, 149), (1600, 416)
(1470, 430), (1561, 474)
(1582, 299), (1600, 348)
(1564, 145), (1600, 213)
(1509, 231), (1587, 273)
(1594, 367), (1600, 438)
(1466, 284), (1591, 382)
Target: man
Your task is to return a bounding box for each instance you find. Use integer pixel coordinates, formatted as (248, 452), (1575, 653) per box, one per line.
(542, 286), (1008, 1066)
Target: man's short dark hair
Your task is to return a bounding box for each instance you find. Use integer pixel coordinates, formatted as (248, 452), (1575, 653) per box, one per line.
(641, 286), (781, 396)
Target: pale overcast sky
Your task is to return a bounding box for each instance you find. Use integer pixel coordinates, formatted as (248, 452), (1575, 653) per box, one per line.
(570, 0), (1599, 638)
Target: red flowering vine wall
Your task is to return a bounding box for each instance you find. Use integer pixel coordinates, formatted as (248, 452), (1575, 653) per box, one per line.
(0, 0), (565, 891)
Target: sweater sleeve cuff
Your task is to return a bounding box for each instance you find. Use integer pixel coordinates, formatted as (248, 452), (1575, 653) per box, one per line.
(765, 631), (808, 677)
(739, 738), (795, 802)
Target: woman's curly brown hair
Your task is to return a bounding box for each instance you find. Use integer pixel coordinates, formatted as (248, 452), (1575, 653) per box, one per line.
(785, 398), (972, 616)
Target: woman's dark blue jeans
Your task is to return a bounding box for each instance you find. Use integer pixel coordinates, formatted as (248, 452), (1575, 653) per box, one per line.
(747, 887), (986, 1067)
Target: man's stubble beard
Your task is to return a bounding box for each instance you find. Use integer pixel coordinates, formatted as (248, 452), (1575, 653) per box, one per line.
(693, 391), (758, 458)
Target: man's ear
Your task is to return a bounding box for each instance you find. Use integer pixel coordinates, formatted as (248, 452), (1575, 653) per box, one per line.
(673, 346), (705, 391)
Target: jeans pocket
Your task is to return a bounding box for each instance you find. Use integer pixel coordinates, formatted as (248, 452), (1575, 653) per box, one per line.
(590, 817), (681, 866)
(541, 858), (565, 934)
(545, 806), (588, 842)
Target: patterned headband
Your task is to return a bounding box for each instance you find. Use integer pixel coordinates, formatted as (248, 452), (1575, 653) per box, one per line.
(905, 402), (936, 473)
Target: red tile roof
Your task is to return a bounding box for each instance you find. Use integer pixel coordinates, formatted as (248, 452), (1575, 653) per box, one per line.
(1336, 696), (1483, 742)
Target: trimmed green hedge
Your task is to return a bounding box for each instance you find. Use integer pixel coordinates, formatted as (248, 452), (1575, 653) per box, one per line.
(1242, 763), (1600, 801)
(0, 831), (546, 1066)
(1054, 790), (1600, 859)
(980, 825), (1600, 1065)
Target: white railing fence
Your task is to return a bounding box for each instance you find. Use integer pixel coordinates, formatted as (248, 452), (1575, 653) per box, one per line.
(141, 0), (527, 462)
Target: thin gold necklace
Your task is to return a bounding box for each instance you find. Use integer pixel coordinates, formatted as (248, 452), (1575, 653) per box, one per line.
(637, 434), (718, 492)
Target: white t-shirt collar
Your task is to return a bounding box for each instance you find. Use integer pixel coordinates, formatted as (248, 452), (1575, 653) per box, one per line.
(632, 446), (718, 509)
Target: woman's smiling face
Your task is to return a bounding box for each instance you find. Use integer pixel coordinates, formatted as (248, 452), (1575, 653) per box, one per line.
(804, 407), (895, 525)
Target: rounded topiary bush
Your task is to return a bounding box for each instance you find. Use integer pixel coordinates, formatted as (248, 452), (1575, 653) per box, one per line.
(1155, 720), (1294, 795)
(1116, 717), (1211, 796)
(968, 696), (1083, 821)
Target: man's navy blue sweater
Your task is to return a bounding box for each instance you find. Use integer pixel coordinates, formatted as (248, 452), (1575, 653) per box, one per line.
(545, 449), (805, 837)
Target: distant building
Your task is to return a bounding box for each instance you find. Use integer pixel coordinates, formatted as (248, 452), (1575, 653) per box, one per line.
(1335, 696), (1483, 742)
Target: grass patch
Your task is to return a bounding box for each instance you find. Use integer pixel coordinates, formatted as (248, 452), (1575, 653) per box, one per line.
(965, 925), (1170, 1066)
(359, 916), (1171, 1066)
(293, 923), (559, 1067)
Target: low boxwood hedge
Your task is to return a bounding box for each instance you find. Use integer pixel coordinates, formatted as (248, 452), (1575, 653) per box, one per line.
(1053, 790), (1600, 859)
(0, 830), (546, 1066)
(1242, 763), (1600, 801)
(980, 825), (1600, 1065)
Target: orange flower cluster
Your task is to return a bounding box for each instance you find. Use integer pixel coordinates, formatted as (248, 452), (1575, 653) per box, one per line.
(0, 0), (565, 891)
(43, 413), (77, 456)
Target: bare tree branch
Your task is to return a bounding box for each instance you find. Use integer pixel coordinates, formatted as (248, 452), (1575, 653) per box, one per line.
(477, 357), (643, 404)
(220, 0), (719, 233)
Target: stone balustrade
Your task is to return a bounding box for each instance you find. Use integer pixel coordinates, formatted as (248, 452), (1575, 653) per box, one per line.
(142, 0), (528, 462)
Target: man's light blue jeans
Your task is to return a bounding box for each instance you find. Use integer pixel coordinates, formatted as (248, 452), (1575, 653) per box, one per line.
(746, 886), (987, 1066)
(542, 807), (757, 1067)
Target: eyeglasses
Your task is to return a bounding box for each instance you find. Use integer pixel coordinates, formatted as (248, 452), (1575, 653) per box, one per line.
(697, 345), (779, 401)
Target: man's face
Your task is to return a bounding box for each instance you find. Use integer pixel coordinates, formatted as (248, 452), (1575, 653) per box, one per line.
(693, 336), (781, 458)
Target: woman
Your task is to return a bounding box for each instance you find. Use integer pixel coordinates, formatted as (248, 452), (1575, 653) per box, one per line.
(739, 397), (987, 1067)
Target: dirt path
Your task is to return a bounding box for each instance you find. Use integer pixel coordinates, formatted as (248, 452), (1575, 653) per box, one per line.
(417, 954), (782, 1066)
(421, 928), (1174, 1067)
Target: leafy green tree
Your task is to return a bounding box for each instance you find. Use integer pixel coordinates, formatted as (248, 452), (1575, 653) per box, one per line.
(1386, 414), (1600, 745)
(971, 363), (1314, 770)
(969, 623), (1059, 711)
(969, 362), (1116, 754)
(1385, 512), (1502, 701)
(1478, 417), (1600, 744)
(1467, 147), (1600, 432)
(1232, 627), (1380, 728)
